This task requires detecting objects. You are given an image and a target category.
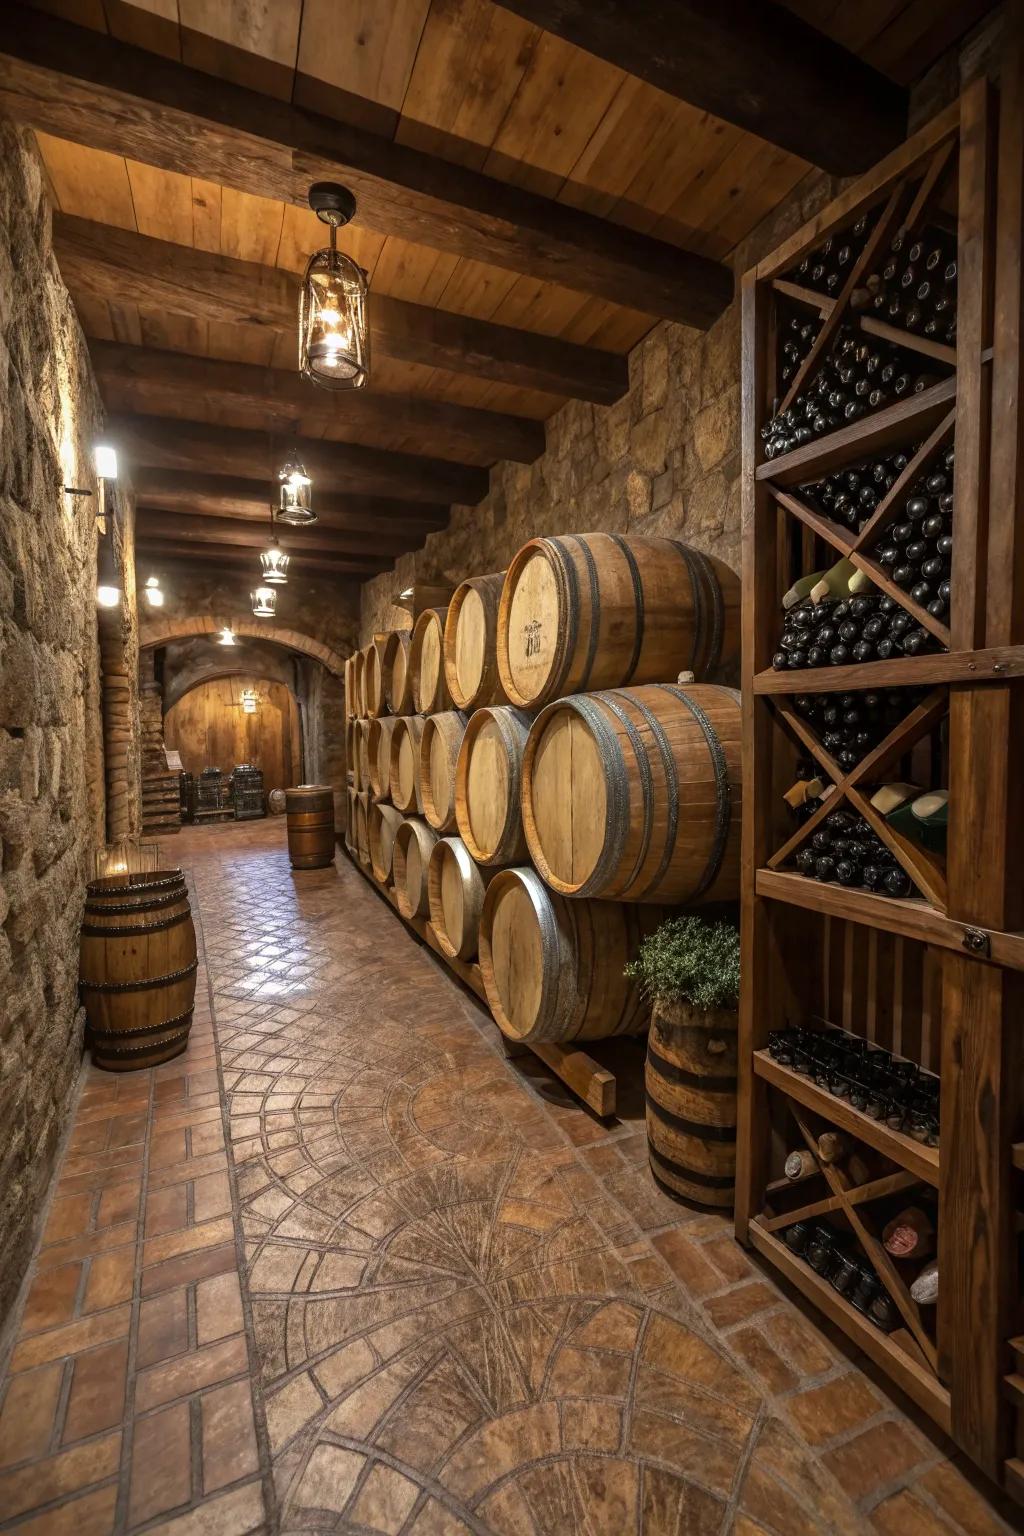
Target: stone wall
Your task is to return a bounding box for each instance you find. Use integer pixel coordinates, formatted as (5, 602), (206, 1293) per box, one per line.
(0, 122), (132, 1331)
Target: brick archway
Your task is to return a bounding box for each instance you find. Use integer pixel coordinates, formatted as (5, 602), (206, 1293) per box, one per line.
(139, 615), (348, 676)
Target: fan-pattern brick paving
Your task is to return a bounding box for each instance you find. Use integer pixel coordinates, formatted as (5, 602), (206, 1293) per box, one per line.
(0, 820), (1015, 1536)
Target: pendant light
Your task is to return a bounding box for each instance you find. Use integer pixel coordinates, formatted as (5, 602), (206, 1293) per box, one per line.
(143, 575), (164, 607)
(251, 587), (276, 619)
(276, 445), (316, 526)
(260, 504), (289, 584)
(217, 626), (237, 646)
(298, 182), (370, 391)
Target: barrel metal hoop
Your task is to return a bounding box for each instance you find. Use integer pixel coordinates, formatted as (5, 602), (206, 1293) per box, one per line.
(85, 888), (185, 916)
(645, 1090), (737, 1143)
(88, 871), (183, 898)
(610, 534), (646, 686)
(91, 1026), (192, 1060)
(521, 868), (565, 1041)
(648, 1149), (736, 1191)
(655, 684), (731, 902)
(80, 958), (199, 993)
(589, 691), (650, 895)
(494, 709), (530, 856)
(572, 535), (603, 695)
(546, 538), (578, 701)
(671, 542), (723, 677)
(562, 694), (632, 897)
(87, 1008), (195, 1044)
(81, 908), (194, 939)
(612, 687), (680, 901)
(646, 1042), (736, 1094)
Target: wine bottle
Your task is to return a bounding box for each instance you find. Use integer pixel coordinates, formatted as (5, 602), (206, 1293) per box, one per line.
(910, 1258), (938, 1305)
(784, 1149), (817, 1181)
(817, 1131), (853, 1165)
(882, 1206), (935, 1260)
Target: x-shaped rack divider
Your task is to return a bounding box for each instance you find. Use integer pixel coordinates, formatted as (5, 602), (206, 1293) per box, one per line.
(781, 1103), (940, 1376)
(767, 687), (949, 909)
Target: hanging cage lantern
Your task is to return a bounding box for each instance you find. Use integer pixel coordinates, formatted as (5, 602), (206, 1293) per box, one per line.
(260, 508), (289, 583)
(298, 182), (370, 392)
(276, 448), (316, 526)
(251, 587), (276, 619)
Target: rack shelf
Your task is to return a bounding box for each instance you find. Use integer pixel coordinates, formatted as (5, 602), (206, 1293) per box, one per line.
(753, 1050), (939, 1185)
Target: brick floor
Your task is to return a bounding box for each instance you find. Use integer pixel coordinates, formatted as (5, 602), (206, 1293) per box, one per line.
(0, 818), (1017, 1535)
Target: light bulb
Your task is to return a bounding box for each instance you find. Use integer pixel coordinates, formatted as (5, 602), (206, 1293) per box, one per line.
(94, 445), (118, 480)
(97, 584), (121, 608)
(217, 627), (237, 646)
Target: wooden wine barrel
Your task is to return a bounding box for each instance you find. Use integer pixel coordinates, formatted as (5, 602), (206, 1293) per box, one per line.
(443, 573), (509, 710)
(418, 710), (469, 833)
(427, 836), (492, 961)
(645, 998), (737, 1208)
(497, 534), (740, 709)
(454, 705), (531, 866)
(79, 870), (197, 1071)
(351, 649), (366, 719)
(383, 629), (415, 715)
(365, 635), (391, 720)
(369, 801), (405, 882)
(344, 656), (354, 719)
(354, 790), (370, 867)
(391, 818), (438, 919)
(285, 784), (335, 869)
(389, 716), (426, 813)
(522, 683), (741, 903)
(367, 716), (400, 800)
(345, 786), (357, 851)
(410, 607), (451, 714)
(479, 868), (655, 1044)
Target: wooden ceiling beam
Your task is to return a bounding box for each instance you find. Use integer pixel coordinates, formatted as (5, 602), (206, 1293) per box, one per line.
(493, 0), (907, 175)
(110, 414), (484, 507)
(136, 508), (413, 558)
(89, 340), (543, 467)
(54, 214), (629, 405)
(132, 469), (448, 534)
(0, 5), (732, 327)
(137, 537), (387, 578)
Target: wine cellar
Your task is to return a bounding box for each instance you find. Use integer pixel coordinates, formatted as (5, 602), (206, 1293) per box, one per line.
(2, 1), (1024, 1529)
(738, 72), (1024, 1498)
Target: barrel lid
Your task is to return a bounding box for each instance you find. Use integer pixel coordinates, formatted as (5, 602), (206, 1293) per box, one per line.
(289, 783), (332, 793)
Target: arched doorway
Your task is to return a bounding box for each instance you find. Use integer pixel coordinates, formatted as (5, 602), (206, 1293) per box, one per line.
(164, 674), (302, 794)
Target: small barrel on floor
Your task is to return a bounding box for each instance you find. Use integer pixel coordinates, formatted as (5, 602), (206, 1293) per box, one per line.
(285, 784), (335, 869)
(392, 818), (439, 919)
(645, 1000), (737, 1209)
(79, 870), (198, 1071)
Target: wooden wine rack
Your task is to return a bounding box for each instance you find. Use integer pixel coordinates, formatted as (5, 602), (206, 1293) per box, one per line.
(738, 44), (1024, 1504)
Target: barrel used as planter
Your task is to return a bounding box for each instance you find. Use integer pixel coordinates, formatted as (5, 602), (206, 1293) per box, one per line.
(285, 784), (335, 869)
(369, 801), (405, 882)
(645, 998), (737, 1208)
(418, 710), (469, 833)
(391, 818), (438, 919)
(410, 607), (451, 714)
(383, 629), (414, 715)
(454, 705), (531, 866)
(368, 716), (400, 800)
(522, 683), (741, 904)
(444, 573), (509, 710)
(365, 635), (392, 720)
(479, 867), (656, 1044)
(389, 716), (426, 813)
(79, 870), (197, 1071)
(354, 790), (370, 867)
(497, 533), (740, 709)
(427, 836), (492, 961)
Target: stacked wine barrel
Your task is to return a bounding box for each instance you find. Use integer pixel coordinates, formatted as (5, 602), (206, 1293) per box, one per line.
(345, 537), (743, 1202)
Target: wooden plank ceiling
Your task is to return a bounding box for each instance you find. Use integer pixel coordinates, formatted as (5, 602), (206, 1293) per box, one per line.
(2, 0), (994, 584)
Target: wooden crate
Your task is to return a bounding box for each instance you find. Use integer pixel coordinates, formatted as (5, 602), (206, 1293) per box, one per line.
(738, 67), (1024, 1498)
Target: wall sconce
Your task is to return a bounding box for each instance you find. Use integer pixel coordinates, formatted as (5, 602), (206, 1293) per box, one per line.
(251, 587), (276, 619)
(276, 448), (316, 526)
(299, 182), (370, 391)
(217, 627), (237, 646)
(94, 445), (118, 480)
(96, 517), (121, 609)
(144, 575), (164, 607)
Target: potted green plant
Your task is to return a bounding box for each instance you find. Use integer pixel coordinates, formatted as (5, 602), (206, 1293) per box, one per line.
(626, 914), (740, 1208)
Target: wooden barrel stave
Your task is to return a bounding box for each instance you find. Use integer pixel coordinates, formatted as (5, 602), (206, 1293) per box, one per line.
(497, 533), (740, 709)
(389, 716), (426, 814)
(418, 710), (469, 832)
(354, 790), (370, 866)
(286, 784), (335, 869)
(426, 836), (491, 960)
(79, 870), (197, 1071)
(454, 705), (531, 866)
(443, 573), (509, 711)
(522, 683), (741, 904)
(479, 867), (656, 1044)
(383, 630), (414, 715)
(392, 817), (438, 919)
(645, 1000), (737, 1208)
(369, 802), (405, 882)
(410, 607), (451, 714)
